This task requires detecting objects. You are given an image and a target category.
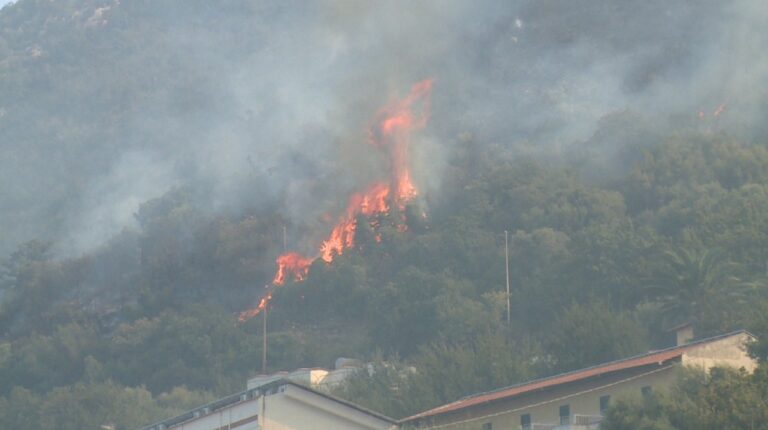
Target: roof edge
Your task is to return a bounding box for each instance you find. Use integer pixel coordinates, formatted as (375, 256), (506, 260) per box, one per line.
(137, 378), (395, 430)
(401, 329), (754, 423)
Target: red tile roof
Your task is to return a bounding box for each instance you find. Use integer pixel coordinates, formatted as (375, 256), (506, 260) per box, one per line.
(403, 331), (749, 422)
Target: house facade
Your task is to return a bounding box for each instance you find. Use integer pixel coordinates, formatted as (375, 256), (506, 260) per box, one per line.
(400, 330), (756, 430)
(138, 379), (396, 430)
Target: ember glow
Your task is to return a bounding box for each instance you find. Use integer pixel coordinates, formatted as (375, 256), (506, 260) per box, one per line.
(698, 103), (728, 119)
(238, 79), (434, 321)
(713, 103), (727, 117)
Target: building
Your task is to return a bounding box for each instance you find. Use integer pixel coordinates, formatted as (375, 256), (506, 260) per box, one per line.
(138, 378), (396, 430)
(246, 358), (364, 392)
(400, 330), (756, 430)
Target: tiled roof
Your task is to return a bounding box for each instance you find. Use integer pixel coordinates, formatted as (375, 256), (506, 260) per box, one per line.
(403, 330), (750, 422)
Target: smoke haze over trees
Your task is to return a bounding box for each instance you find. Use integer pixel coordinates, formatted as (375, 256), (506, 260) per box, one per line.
(1, 0), (767, 257)
(1, 0), (768, 428)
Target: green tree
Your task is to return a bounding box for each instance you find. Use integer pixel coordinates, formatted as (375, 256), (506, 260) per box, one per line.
(602, 366), (768, 430)
(106, 305), (263, 394)
(644, 247), (756, 334)
(335, 333), (539, 419)
(601, 392), (676, 430)
(545, 301), (649, 373)
(0, 381), (213, 430)
(0, 323), (101, 395)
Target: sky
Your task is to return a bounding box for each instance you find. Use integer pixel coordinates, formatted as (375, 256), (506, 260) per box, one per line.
(0, 0), (14, 8)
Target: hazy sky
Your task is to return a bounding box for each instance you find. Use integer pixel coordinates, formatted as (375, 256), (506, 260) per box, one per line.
(0, 0), (15, 9)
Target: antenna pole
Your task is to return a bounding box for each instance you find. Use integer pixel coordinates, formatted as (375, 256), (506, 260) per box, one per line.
(505, 230), (511, 326)
(262, 300), (268, 374)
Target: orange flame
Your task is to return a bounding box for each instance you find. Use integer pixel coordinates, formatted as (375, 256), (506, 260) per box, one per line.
(272, 252), (312, 285)
(238, 79), (433, 321)
(320, 182), (391, 262)
(237, 291), (272, 322)
(375, 79), (433, 209)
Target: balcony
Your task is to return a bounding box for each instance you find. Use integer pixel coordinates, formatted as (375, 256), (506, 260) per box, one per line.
(522, 414), (603, 430)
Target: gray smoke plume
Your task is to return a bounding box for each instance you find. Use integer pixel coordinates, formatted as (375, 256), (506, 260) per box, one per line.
(0, 0), (766, 257)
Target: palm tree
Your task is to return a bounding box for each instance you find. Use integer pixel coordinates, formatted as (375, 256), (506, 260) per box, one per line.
(644, 247), (758, 332)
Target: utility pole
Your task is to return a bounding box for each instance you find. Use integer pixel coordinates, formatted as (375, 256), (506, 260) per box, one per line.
(505, 230), (511, 326)
(262, 301), (268, 374)
(282, 225), (287, 253)
(261, 298), (269, 430)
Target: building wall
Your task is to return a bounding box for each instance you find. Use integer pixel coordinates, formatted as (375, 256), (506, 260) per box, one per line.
(414, 364), (678, 430)
(682, 332), (756, 373)
(172, 398), (260, 430)
(408, 332), (759, 430)
(168, 385), (393, 430)
(263, 385), (394, 430)
(481, 366), (675, 430)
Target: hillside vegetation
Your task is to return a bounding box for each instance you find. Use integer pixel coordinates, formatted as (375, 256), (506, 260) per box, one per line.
(4, 125), (768, 426)
(1, 0), (768, 428)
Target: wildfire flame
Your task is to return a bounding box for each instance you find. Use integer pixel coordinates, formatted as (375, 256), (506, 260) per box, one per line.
(272, 252), (312, 285)
(238, 79), (434, 322)
(237, 291), (273, 323)
(320, 182), (390, 263)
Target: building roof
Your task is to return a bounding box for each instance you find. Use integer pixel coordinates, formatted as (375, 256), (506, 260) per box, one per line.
(284, 379), (397, 423)
(138, 378), (395, 430)
(402, 330), (752, 423)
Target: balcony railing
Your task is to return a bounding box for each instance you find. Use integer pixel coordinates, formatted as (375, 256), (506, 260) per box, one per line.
(521, 415), (603, 430)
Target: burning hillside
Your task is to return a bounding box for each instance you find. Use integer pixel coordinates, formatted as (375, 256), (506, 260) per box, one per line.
(238, 79), (434, 322)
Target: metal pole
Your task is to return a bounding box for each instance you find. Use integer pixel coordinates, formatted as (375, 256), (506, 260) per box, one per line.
(262, 303), (268, 374)
(261, 391), (267, 430)
(505, 230), (511, 326)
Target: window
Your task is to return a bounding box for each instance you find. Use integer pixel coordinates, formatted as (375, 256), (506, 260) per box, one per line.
(641, 386), (652, 397)
(600, 395), (611, 413)
(482, 423), (492, 430)
(520, 414), (531, 430)
(559, 404), (570, 425)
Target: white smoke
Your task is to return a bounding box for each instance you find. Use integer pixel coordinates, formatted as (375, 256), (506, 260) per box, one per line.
(2, 0), (768, 256)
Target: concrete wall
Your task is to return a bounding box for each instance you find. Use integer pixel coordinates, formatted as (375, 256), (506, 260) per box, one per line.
(682, 332), (756, 373)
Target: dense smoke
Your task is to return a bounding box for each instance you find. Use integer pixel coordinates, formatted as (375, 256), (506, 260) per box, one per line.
(0, 0), (766, 257)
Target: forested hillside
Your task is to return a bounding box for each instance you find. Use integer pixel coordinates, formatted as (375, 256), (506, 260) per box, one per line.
(2, 0), (768, 428)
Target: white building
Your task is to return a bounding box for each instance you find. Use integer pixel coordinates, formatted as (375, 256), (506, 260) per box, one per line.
(138, 378), (396, 430)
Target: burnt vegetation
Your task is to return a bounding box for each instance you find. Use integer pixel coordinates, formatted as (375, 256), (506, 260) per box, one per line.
(1, 0), (768, 428)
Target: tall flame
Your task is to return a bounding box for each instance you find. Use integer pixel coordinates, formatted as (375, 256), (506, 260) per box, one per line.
(375, 79), (433, 208)
(238, 79), (433, 321)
